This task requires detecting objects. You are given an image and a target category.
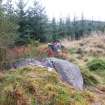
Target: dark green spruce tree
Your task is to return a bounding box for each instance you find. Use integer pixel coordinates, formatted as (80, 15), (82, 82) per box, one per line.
(65, 17), (72, 39)
(58, 18), (65, 38)
(16, 0), (27, 45)
(50, 18), (58, 40)
(26, 0), (48, 42)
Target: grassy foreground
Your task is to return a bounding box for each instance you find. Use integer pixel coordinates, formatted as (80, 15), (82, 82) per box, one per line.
(0, 66), (103, 105)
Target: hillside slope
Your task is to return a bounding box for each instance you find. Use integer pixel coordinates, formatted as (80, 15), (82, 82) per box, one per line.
(62, 35), (105, 57)
(1, 35), (105, 105)
(0, 66), (105, 105)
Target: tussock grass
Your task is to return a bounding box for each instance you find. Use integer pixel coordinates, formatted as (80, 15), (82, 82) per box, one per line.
(0, 66), (99, 105)
(62, 35), (105, 57)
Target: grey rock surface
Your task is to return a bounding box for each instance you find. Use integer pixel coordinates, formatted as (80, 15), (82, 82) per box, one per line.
(44, 57), (84, 90)
(11, 58), (43, 68)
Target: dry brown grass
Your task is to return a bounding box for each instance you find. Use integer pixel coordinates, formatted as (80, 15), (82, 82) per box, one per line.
(62, 35), (105, 57)
(0, 72), (5, 81)
(62, 35), (105, 49)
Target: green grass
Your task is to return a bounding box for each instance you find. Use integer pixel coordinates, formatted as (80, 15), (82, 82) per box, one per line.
(82, 70), (102, 86)
(87, 58), (105, 71)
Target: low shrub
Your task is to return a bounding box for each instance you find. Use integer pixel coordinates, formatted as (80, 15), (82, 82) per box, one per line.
(87, 59), (105, 71)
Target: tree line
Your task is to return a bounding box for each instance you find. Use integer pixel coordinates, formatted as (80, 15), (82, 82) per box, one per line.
(0, 0), (105, 47)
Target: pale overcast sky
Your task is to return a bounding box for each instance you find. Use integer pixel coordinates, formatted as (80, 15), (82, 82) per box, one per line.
(42, 0), (105, 21)
(3, 0), (105, 21)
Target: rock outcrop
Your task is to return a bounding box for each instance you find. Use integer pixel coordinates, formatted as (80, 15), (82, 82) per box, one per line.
(11, 57), (83, 90)
(44, 58), (83, 90)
